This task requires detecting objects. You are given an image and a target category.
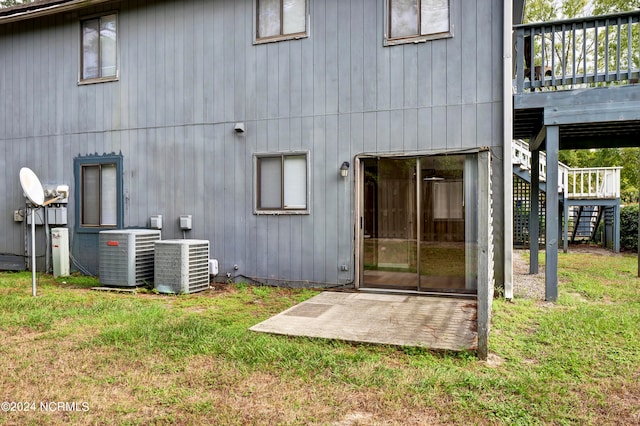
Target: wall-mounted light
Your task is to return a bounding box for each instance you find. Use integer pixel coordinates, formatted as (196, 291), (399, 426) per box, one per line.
(234, 122), (245, 134)
(340, 161), (350, 178)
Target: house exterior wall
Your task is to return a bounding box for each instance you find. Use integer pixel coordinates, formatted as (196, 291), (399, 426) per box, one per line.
(0, 0), (505, 287)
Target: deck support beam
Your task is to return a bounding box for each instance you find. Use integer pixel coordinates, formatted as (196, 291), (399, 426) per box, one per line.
(477, 150), (492, 361)
(563, 201), (569, 253)
(529, 150), (540, 274)
(530, 126), (547, 151)
(614, 201), (621, 253)
(545, 126), (559, 302)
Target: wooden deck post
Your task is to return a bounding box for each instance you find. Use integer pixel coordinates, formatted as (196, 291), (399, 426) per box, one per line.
(614, 200), (621, 253)
(476, 150), (492, 361)
(545, 126), (559, 302)
(563, 201), (569, 253)
(530, 149), (539, 274)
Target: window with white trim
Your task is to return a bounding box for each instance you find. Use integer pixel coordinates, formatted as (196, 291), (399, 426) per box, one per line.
(387, 0), (450, 44)
(256, 153), (308, 212)
(256, 0), (307, 42)
(81, 13), (117, 82)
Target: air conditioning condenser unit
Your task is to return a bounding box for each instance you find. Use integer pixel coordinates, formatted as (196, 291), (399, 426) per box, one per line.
(98, 229), (162, 287)
(154, 239), (210, 294)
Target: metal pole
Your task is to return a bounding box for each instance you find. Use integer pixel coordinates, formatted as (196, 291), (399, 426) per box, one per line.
(31, 206), (37, 297)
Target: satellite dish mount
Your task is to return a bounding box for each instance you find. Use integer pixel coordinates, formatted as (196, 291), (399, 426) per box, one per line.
(19, 167), (46, 297)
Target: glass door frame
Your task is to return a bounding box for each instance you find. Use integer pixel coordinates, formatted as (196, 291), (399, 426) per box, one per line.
(355, 152), (480, 295)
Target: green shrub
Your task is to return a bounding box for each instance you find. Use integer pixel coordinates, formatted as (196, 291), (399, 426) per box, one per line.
(620, 204), (639, 252)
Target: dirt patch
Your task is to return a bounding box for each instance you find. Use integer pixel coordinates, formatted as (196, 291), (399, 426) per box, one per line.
(563, 244), (618, 256)
(482, 353), (505, 368)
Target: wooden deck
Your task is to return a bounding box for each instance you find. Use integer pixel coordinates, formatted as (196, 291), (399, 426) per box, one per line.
(250, 291), (478, 352)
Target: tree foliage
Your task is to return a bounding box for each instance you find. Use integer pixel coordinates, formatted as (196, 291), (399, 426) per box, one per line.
(620, 204), (639, 252)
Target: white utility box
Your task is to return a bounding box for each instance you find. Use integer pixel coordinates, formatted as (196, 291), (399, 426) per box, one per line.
(51, 227), (70, 277)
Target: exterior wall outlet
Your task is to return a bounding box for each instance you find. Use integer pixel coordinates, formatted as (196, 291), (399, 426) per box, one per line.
(14, 210), (24, 222)
(340, 264), (349, 271)
(179, 215), (192, 230)
(150, 215), (162, 229)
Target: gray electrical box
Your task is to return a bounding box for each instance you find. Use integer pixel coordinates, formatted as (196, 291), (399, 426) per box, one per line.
(47, 207), (68, 225)
(26, 209), (44, 225)
(179, 215), (192, 230)
(150, 215), (163, 229)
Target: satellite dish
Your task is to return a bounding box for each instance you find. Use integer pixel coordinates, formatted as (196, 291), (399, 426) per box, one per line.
(19, 167), (45, 297)
(19, 167), (45, 206)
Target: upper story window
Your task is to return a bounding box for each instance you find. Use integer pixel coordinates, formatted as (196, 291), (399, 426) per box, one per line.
(81, 13), (118, 83)
(255, 0), (307, 43)
(386, 0), (451, 45)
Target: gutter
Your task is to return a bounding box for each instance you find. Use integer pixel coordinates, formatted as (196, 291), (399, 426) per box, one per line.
(0, 0), (116, 25)
(503, 0), (514, 299)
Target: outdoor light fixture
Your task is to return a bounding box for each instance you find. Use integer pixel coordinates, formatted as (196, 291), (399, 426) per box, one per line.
(340, 161), (350, 177)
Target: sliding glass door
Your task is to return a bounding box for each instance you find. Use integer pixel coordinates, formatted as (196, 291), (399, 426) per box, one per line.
(361, 154), (477, 294)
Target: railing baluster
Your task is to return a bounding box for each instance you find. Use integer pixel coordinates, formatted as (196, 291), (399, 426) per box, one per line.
(562, 24), (567, 85)
(605, 21), (610, 82)
(617, 17), (622, 80)
(628, 16), (633, 80)
(541, 26), (546, 87)
(583, 22), (587, 83)
(516, 28), (525, 93)
(594, 22), (599, 83)
(572, 23), (577, 85)
(551, 26), (556, 86)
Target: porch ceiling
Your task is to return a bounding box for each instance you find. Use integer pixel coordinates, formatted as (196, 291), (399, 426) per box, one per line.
(513, 85), (640, 150)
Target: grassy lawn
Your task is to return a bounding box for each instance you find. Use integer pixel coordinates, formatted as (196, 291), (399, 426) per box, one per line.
(1, 252), (639, 425)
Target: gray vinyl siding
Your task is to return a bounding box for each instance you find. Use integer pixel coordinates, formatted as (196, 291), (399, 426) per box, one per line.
(0, 0), (504, 285)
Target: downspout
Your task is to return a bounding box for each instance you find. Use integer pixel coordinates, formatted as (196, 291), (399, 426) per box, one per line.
(503, 0), (514, 299)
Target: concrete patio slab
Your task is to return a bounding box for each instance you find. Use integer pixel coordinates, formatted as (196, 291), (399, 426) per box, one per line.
(250, 291), (478, 352)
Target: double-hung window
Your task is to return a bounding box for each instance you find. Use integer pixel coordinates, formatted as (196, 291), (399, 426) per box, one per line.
(256, 0), (307, 43)
(386, 0), (451, 45)
(81, 13), (118, 82)
(74, 155), (123, 230)
(256, 153), (308, 213)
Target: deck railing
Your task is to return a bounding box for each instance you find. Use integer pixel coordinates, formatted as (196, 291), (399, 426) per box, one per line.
(514, 10), (640, 94)
(512, 139), (570, 192)
(565, 167), (621, 199)
(512, 140), (621, 199)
